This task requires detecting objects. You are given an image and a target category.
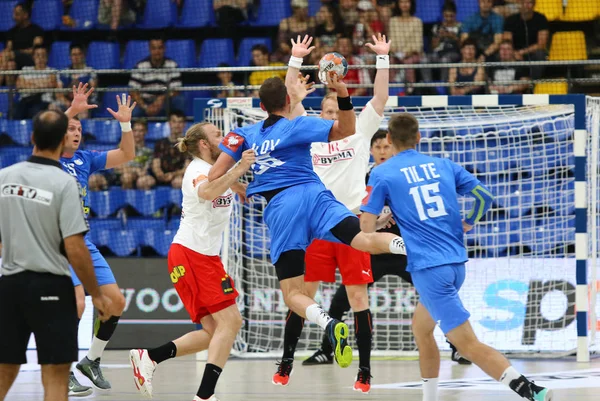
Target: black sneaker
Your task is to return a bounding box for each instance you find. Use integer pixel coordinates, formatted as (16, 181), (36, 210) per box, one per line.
(302, 349), (334, 366)
(448, 341), (471, 365)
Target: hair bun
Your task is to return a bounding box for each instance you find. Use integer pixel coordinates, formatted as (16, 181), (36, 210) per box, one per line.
(176, 137), (187, 153)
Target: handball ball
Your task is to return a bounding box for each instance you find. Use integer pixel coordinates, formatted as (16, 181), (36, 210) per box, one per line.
(318, 52), (348, 84)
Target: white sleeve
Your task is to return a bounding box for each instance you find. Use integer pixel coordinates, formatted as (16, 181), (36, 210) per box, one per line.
(356, 101), (384, 139)
(185, 164), (210, 202)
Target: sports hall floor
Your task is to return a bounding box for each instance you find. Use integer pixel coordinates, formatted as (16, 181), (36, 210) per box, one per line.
(8, 351), (600, 400)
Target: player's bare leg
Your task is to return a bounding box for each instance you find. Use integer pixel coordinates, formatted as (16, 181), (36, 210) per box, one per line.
(69, 286), (92, 397)
(350, 231), (406, 255)
(445, 321), (552, 401)
(346, 284), (373, 393)
(41, 364), (70, 401)
(273, 280), (319, 386)
(412, 302), (440, 401)
(77, 283), (126, 392)
(0, 364), (19, 401)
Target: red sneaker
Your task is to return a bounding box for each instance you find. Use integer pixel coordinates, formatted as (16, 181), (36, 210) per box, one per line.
(353, 367), (372, 394)
(272, 359), (293, 386)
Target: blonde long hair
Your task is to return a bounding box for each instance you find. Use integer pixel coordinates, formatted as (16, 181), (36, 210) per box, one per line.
(175, 122), (210, 158)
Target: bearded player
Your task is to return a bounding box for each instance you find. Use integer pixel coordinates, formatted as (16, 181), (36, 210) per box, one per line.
(271, 34), (392, 393)
(128, 123), (254, 401)
(61, 84), (135, 396)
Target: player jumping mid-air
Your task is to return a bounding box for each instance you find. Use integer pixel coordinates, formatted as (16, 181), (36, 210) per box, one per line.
(61, 84), (136, 396)
(272, 34), (395, 393)
(128, 123), (255, 401)
(360, 113), (552, 401)
(208, 68), (406, 370)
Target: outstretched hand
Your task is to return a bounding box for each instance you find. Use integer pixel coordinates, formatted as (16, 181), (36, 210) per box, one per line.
(325, 72), (349, 97)
(365, 33), (391, 56)
(107, 94), (136, 123)
(67, 82), (98, 117)
(291, 34), (315, 59)
(288, 73), (316, 103)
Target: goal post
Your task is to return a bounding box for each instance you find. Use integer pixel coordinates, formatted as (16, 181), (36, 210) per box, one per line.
(194, 94), (598, 362)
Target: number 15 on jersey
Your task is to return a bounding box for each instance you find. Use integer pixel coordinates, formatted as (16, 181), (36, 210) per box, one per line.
(409, 182), (448, 221)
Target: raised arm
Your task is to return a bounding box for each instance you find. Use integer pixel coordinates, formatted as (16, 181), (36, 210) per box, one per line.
(327, 74), (356, 141)
(198, 150), (255, 200)
(286, 35), (315, 118)
(462, 184), (494, 231)
(208, 152), (239, 182)
(365, 33), (391, 115)
(65, 82), (98, 119)
(105, 94), (136, 169)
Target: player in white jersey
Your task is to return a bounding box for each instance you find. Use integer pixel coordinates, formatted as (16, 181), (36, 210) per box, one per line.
(128, 123), (255, 401)
(272, 34), (391, 393)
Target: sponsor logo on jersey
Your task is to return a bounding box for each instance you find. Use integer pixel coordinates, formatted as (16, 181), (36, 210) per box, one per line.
(74, 159), (83, 165)
(212, 193), (233, 208)
(223, 132), (244, 152)
(1, 184), (53, 205)
(170, 265), (186, 284)
(312, 148), (356, 166)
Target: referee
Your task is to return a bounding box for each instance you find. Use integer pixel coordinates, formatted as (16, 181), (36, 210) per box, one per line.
(0, 110), (112, 401)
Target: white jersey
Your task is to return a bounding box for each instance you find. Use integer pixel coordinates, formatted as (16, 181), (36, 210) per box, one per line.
(172, 158), (233, 256)
(311, 101), (384, 213)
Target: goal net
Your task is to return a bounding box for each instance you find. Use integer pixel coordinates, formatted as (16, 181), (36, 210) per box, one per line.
(201, 95), (599, 359)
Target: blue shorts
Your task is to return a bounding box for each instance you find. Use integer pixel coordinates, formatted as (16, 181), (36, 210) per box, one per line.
(69, 241), (116, 288)
(411, 263), (470, 334)
(263, 182), (355, 264)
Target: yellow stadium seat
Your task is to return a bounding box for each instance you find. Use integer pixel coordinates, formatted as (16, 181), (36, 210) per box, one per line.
(534, 81), (568, 95)
(562, 0), (600, 22)
(535, 0), (563, 21)
(549, 31), (587, 61)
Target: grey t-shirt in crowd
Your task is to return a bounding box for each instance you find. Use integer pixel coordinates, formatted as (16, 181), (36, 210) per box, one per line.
(0, 156), (89, 276)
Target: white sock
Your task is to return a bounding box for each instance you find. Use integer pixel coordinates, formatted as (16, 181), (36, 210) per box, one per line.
(389, 237), (406, 255)
(305, 304), (333, 330)
(499, 366), (522, 387)
(422, 377), (439, 401)
(87, 337), (109, 361)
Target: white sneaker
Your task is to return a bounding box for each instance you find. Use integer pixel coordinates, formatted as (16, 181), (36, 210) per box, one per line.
(193, 395), (220, 401)
(129, 349), (157, 398)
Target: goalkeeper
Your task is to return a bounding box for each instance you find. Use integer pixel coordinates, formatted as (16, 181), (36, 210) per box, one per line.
(360, 113), (552, 401)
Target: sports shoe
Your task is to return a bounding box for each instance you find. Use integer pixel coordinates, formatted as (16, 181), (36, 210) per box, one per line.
(353, 367), (372, 394)
(76, 356), (111, 391)
(389, 237), (407, 255)
(302, 349), (334, 366)
(68, 371), (93, 397)
(272, 358), (293, 386)
(129, 349), (157, 398)
(193, 395), (220, 401)
(448, 341), (471, 365)
(530, 382), (553, 401)
(326, 319), (353, 368)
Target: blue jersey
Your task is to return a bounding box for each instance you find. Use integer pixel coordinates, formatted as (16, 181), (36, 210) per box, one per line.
(219, 116), (334, 198)
(361, 149), (481, 272)
(60, 150), (107, 220)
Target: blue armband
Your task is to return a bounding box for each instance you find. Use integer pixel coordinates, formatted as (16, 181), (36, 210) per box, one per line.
(464, 185), (494, 226)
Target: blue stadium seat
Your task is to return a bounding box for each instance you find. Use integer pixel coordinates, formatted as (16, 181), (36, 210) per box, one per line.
(106, 229), (139, 256)
(520, 218), (572, 255)
(141, 0), (178, 29)
(80, 119), (94, 135)
(140, 229), (176, 256)
(475, 220), (515, 256)
(126, 217), (166, 232)
(64, 0), (98, 30)
(146, 122), (169, 141)
(123, 40), (150, 69)
(123, 187), (170, 216)
(87, 42), (120, 69)
(0, 88), (10, 118)
(88, 218), (123, 233)
(198, 39), (235, 68)
(416, 0), (442, 23)
(456, 0), (479, 22)
(89, 189), (125, 217)
(177, 0), (214, 28)
(167, 217), (181, 231)
(0, 153), (15, 168)
(469, 146), (520, 173)
(308, 0), (321, 16)
(7, 120), (32, 146)
(31, 0), (64, 30)
(253, 0), (291, 26)
(96, 88), (130, 119)
(169, 188), (182, 207)
(236, 38), (272, 66)
(165, 40), (196, 68)
(84, 143), (114, 152)
(94, 120), (121, 144)
(184, 89), (212, 116)
(0, 1), (17, 32)
(417, 140), (443, 155)
(49, 41), (71, 70)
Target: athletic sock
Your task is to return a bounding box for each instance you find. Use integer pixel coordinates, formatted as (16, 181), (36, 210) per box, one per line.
(305, 304), (333, 330)
(196, 363), (223, 400)
(282, 310), (304, 360)
(422, 377), (439, 401)
(500, 366), (532, 398)
(87, 315), (120, 360)
(354, 309), (372, 370)
(148, 341), (177, 364)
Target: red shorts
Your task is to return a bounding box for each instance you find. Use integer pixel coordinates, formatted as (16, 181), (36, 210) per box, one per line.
(168, 243), (238, 323)
(304, 239), (373, 285)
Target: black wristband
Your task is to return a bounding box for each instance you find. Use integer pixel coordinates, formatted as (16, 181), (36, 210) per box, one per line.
(337, 96), (353, 111)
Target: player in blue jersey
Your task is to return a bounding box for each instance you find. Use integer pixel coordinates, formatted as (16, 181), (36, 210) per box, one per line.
(208, 75), (406, 370)
(60, 84), (136, 396)
(360, 113), (552, 401)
